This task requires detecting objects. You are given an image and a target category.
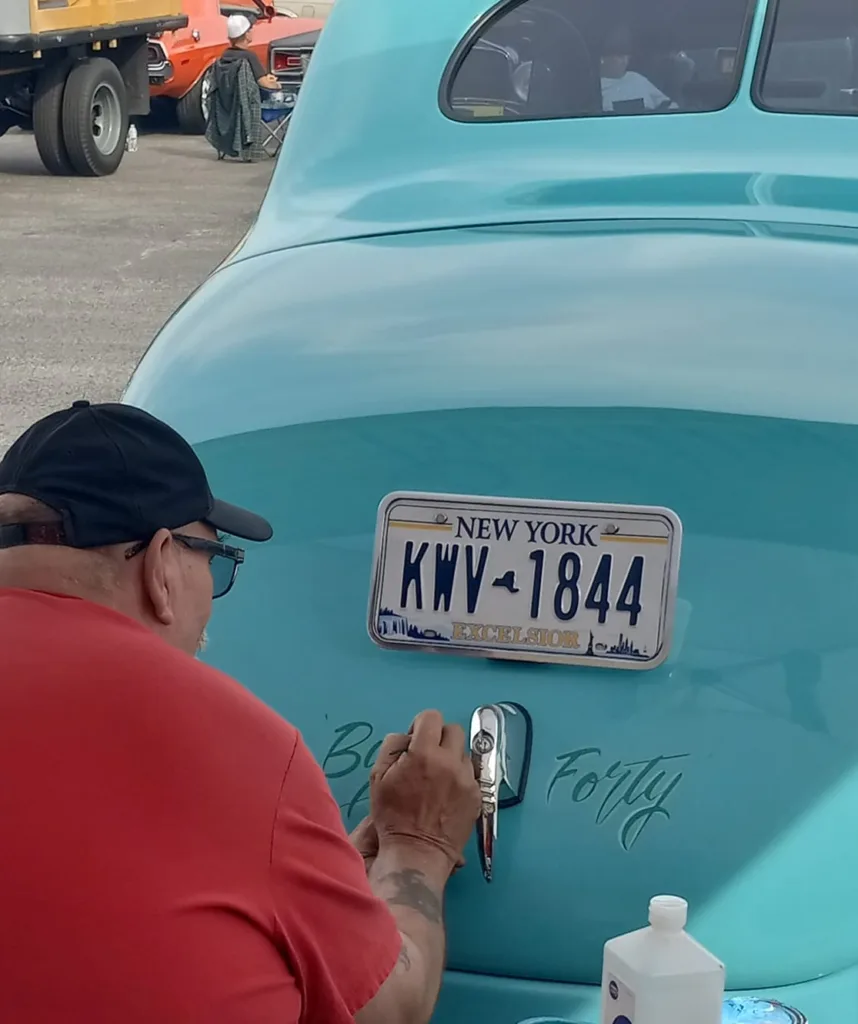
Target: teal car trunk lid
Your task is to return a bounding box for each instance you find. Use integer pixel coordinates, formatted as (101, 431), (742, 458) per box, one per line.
(126, 218), (858, 992)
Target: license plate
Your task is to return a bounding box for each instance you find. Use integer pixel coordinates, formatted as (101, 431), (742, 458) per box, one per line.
(368, 491), (682, 670)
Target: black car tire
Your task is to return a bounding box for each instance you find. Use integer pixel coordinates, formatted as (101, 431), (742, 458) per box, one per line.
(62, 57), (128, 177)
(33, 60), (74, 176)
(176, 66), (213, 135)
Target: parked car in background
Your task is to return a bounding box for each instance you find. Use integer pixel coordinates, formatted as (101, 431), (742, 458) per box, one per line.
(273, 0), (334, 19)
(147, 0), (320, 133)
(268, 26), (320, 104)
(126, 0), (858, 1021)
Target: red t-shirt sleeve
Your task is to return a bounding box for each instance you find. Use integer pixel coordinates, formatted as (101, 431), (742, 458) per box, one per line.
(269, 731), (400, 1021)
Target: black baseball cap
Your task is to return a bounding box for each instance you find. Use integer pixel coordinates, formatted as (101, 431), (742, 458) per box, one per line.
(0, 401), (273, 548)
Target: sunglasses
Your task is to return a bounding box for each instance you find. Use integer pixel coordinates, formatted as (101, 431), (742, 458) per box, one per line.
(125, 533), (245, 599)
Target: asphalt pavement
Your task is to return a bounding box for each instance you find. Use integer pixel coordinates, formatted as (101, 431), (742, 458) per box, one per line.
(0, 128), (275, 453)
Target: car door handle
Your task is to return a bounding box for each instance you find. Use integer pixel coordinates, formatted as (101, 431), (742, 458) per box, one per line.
(469, 702), (532, 882)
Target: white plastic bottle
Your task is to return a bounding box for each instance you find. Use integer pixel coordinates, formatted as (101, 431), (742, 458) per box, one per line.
(125, 124), (138, 153)
(600, 895), (725, 1024)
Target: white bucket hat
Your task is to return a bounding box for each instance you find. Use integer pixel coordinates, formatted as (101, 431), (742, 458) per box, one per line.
(226, 13), (252, 39)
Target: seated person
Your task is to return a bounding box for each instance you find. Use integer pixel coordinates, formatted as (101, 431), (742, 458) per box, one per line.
(207, 14), (281, 160)
(221, 14), (280, 92)
(599, 25), (675, 112)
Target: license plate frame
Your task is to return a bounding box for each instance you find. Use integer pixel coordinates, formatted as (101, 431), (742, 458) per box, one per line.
(367, 491), (682, 671)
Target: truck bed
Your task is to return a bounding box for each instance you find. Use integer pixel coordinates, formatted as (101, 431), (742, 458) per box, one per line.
(0, 0), (187, 53)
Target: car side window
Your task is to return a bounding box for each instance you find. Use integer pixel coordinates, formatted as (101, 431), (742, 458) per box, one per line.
(755, 0), (858, 115)
(441, 0), (756, 122)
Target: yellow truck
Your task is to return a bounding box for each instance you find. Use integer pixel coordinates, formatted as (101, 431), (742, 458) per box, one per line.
(0, 0), (188, 175)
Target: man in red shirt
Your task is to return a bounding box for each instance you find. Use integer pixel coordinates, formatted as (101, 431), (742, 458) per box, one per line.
(0, 400), (481, 1023)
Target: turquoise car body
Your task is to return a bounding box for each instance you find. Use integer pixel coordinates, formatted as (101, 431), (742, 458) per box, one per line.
(124, 0), (858, 1019)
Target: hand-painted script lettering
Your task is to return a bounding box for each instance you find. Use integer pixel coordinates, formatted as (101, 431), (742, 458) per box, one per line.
(322, 723), (687, 849)
(546, 746), (687, 850)
(321, 721), (381, 821)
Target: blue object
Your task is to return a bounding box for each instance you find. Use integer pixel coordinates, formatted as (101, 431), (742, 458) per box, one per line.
(123, 0), (858, 1019)
(259, 95), (293, 156)
(518, 998), (807, 1024)
(722, 998), (807, 1023)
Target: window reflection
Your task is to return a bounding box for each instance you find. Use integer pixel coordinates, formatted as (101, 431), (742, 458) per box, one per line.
(757, 0), (858, 115)
(445, 0), (755, 122)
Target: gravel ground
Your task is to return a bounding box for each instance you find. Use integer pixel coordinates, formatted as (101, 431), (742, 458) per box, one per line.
(0, 128), (274, 453)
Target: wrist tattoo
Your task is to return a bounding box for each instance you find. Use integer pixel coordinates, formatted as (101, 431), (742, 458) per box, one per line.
(381, 868), (443, 925)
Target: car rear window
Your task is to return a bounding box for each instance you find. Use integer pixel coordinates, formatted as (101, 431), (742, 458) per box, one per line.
(755, 0), (858, 115)
(441, 0), (757, 122)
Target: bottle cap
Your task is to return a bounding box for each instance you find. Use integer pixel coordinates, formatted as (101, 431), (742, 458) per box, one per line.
(648, 894), (688, 930)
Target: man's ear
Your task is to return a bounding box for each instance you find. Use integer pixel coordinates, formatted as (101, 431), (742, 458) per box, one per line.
(142, 529), (177, 625)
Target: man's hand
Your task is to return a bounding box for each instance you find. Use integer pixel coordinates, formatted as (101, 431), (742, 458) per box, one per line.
(349, 815), (379, 871)
(355, 710), (481, 1024)
(350, 810), (466, 877)
(371, 709), (482, 871)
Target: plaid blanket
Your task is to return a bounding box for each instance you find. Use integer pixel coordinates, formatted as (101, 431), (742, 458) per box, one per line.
(205, 54), (264, 162)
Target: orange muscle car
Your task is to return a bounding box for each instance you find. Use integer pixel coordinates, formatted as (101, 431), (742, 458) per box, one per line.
(148, 0), (321, 133)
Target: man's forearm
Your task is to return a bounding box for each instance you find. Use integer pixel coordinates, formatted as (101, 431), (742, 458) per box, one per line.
(357, 839), (450, 1024)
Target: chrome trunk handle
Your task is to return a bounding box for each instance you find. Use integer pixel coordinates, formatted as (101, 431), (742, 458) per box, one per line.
(469, 702), (532, 882)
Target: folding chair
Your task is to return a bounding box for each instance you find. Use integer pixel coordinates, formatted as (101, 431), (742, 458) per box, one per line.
(260, 93), (296, 157)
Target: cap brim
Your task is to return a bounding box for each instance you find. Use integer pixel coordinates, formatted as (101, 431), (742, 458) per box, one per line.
(206, 498), (273, 543)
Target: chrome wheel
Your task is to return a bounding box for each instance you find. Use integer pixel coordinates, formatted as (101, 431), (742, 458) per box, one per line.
(200, 69), (213, 122)
(91, 82), (122, 156)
